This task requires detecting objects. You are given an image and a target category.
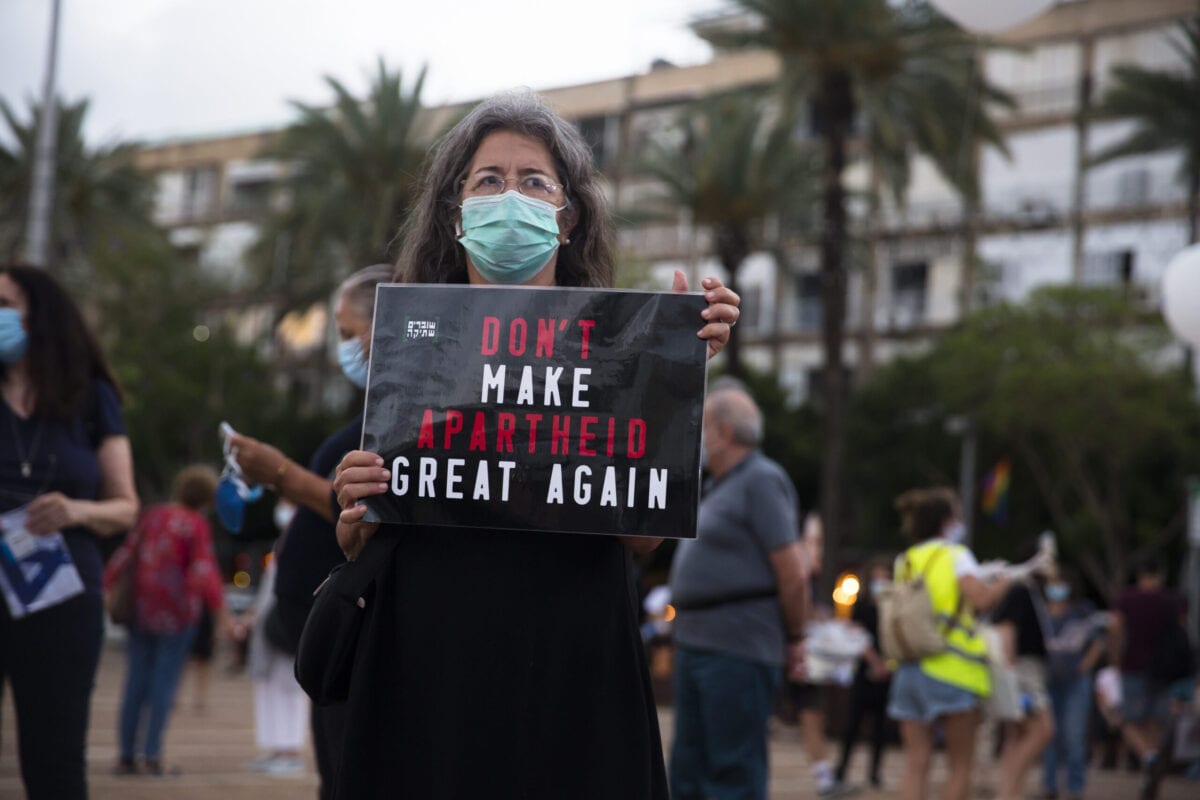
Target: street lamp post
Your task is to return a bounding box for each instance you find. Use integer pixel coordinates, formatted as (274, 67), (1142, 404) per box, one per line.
(22, 0), (63, 268)
(1161, 244), (1200, 646)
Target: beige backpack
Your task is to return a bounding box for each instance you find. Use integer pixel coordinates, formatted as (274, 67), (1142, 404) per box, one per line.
(878, 546), (954, 662)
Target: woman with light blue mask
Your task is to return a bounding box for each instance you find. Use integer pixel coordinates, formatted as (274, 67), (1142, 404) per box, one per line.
(1040, 571), (1104, 800)
(1, 264), (140, 797)
(329, 90), (741, 799)
(222, 263), (392, 795)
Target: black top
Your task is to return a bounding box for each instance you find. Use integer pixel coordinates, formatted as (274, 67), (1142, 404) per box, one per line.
(273, 414), (361, 604)
(993, 583), (1048, 658)
(852, 598), (882, 683)
(336, 526), (668, 799)
(0, 381), (125, 594)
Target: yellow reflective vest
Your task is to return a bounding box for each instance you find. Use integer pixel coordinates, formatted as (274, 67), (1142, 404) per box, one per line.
(897, 540), (991, 697)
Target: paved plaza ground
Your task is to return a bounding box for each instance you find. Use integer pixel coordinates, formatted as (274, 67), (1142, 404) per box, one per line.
(2, 641), (1195, 798)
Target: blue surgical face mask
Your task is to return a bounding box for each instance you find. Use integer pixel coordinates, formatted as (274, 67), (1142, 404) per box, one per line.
(870, 579), (888, 598)
(944, 521), (966, 544)
(215, 473), (263, 534)
(338, 337), (369, 389)
(0, 308), (28, 364)
(458, 191), (563, 284)
(1045, 584), (1070, 603)
(216, 423), (264, 534)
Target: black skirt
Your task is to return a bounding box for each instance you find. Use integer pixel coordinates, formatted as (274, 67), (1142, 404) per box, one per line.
(334, 526), (668, 800)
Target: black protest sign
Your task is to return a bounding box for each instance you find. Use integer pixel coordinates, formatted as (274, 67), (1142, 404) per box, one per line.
(360, 285), (707, 539)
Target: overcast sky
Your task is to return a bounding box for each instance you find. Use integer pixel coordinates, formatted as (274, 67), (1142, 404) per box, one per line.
(1, 0), (726, 145)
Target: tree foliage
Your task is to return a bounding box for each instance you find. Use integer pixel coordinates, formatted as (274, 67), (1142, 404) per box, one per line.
(251, 61), (432, 309)
(0, 97), (159, 282)
(0, 95), (335, 509)
(1091, 18), (1200, 243)
(629, 90), (820, 374)
(850, 286), (1200, 600)
(700, 0), (1011, 588)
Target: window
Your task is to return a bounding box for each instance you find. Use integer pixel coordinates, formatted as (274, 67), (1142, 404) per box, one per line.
(1082, 250), (1134, 287)
(738, 285), (762, 331)
(795, 273), (823, 332)
(891, 261), (928, 329)
(576, 115), (614, 169)
(1116, 170), (1150, 208)
(182, 166), (219, 222)
(227, 179), (272, 215)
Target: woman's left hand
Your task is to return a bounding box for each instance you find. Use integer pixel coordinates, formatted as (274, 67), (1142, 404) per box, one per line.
(672, 270), (740, 360)
(228, 433), (288, 487)
(25, 492), (80, 535)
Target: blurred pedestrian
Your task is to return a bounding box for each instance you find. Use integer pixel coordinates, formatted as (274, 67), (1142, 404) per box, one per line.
(668, 381), (809, 800)
(991, 567), (1055, 800)
(836, 558), (894, 791)
(186, 606), (217, 713)
(887, 488), (1012, 800)
(1109, 558), (1185, 783)
(0, 263), (140, 798)
(245, 549), (308, 776)
(791, 514), (855, 797)
(104, 464), (227, 776)
(1040, 570), (1105, 800)
(224, 262), (392, 797)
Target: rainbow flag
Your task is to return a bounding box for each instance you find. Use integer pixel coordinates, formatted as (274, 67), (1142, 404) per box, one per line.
(980, 458), (1011, 524)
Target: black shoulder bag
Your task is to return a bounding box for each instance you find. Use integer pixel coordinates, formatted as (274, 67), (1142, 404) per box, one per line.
(295, 532), (400, 706)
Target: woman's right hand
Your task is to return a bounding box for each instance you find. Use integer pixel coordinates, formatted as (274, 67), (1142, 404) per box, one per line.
(333, 450), (390, 560)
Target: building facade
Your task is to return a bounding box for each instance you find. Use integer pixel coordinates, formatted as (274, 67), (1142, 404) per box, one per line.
(133, 0), (1198, 405)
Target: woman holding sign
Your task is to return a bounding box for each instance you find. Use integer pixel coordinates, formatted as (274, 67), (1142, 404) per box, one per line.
(330, 91), (739, 799)
(0, 264), (139, 798)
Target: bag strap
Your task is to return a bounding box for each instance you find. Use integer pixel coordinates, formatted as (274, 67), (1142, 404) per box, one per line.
(328, 530), (401, 600)
(914, 543), (966, 631)
(901, 542), (950, 584)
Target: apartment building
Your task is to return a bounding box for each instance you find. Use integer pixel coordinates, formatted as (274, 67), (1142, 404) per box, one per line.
(133, 0), (1198, 404)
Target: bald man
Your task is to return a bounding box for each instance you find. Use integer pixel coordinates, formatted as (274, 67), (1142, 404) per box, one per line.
(668, 383), (809, 800)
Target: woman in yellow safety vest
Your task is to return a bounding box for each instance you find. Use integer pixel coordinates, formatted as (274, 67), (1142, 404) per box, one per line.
(887, 488), (1012, 800)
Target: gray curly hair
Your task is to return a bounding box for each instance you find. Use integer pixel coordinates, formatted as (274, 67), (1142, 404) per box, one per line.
(334, 263), (394, 321)
(393, 90), (614, 288)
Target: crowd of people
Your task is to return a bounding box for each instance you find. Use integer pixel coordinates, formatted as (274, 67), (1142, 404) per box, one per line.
(0, 88), (1196, 800)
(667, 454), (1199, 800)
(0, 91), (737, 799)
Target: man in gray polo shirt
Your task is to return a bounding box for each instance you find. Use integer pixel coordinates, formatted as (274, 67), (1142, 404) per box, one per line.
(668, 383), (809, 800)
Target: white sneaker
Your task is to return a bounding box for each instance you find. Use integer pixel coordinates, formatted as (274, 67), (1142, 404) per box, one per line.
(262, 756), (304, 776)
(245, 755), (277, 773)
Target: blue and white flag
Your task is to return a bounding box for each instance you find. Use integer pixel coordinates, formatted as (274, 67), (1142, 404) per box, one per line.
(0, 506), (84, 619)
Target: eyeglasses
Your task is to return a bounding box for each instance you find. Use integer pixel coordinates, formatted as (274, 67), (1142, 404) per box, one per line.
(460, 172), (566, 202)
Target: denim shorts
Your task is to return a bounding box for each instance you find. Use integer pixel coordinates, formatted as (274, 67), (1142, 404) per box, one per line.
(1121, 672), (1170, 723)
(887, 662), (981, 722)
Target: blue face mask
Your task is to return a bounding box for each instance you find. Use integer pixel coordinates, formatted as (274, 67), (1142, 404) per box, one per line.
(458, 191), (563, 284)
(0, 308), (28, 364)
(215, 472), (263, 534)
(1045, 584), (1070, 603)
(338, 337), (369, 389)
(216, 424), (264, 533)
(944, 521), (966, 544)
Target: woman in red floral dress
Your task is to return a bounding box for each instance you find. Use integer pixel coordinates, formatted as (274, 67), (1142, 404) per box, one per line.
(104, 464), (227, 775)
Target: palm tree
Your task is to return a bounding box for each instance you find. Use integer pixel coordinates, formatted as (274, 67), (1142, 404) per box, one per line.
(1091, 18), (1200, 244)
(700, 0), (1007, 585)
(253, 60), (432, 308)
(859, 6), (1012, 373)
(630, 90), (819, 376)
(0, 97), (158, 279)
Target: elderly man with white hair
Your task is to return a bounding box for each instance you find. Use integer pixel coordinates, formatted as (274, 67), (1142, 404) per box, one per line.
(668, 380), (809, 800)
